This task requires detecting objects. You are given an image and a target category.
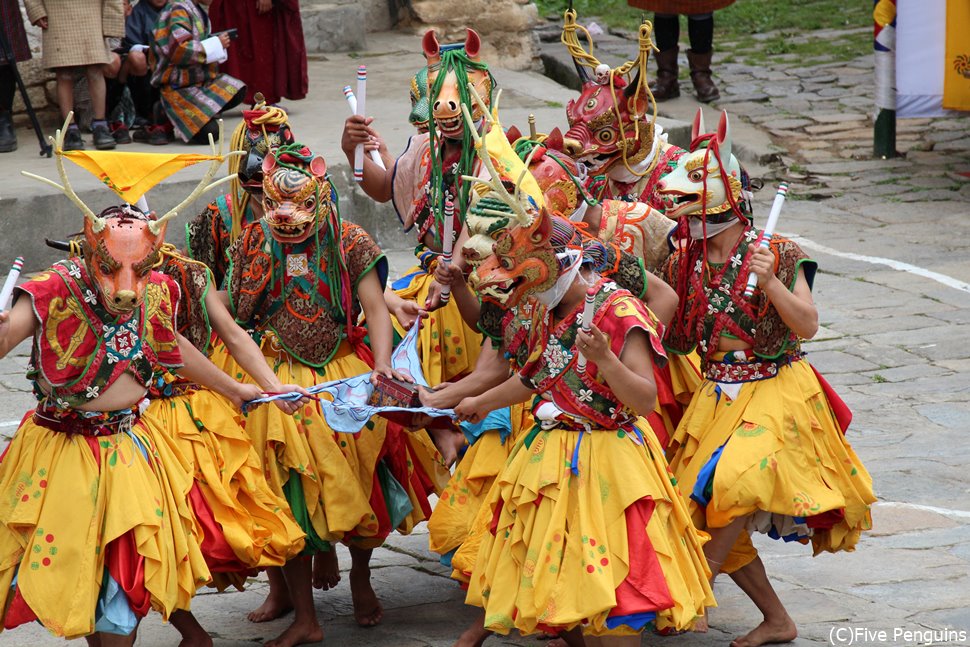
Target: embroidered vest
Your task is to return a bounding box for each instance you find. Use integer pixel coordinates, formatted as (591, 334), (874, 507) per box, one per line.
(662, 231), (817, 365)
(20, 259), (182, 409)
(158, 249), (214, 353)
(227, 220), (386, 367)
(519, 278), (667, 430)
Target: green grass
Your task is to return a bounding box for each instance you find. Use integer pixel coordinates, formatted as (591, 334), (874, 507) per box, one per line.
(870, 373), (888, 383)
(534, 0), (872, 62)
(535, 0), (869, 36)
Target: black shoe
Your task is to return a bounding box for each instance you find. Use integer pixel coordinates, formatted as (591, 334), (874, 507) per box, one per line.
(0, 112), (17, 153)
(63, 127), (85, 151)
(147, 125), (169, 146)
(111, 121), (132, 145)
(92, 123), (117, 150)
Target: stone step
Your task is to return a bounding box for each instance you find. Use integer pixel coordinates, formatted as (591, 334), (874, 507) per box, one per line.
(301, 2), (367, 53)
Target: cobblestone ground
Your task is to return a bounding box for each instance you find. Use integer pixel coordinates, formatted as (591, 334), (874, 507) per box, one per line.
(1, 23), (970, 647)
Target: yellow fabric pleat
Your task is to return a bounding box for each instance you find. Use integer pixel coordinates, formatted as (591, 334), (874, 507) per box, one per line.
(447, 402), (535, 585)
(0, 418), (209, 638)
(141, 389), (306, 573)
(667, 360), (875, 558)
(430, 402), (532, 561)
(465, 418), (714, 637)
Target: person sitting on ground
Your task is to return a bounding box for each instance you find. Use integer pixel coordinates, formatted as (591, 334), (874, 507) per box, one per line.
(103, 0), (169, 145)
(24, 0), (125, 150)
(150, 0), (245, 144)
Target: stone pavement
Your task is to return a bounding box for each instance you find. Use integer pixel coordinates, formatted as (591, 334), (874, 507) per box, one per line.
(2, 21), (970, 647)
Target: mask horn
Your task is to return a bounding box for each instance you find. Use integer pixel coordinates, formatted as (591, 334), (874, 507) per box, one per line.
(22, 112), (105, 232)
(691, 108), (707, 143)
(45, 238), (73, 252)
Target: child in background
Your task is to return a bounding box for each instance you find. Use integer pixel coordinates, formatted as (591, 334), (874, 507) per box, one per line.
(24, 0), (125, 150)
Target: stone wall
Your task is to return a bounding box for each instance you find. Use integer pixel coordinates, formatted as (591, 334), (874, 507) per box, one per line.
(404, 0), (540, 71)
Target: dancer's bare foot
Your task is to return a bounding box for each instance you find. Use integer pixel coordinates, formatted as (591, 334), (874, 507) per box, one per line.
(264, 618), (324, 647)
(248, 589), (294, 623)
(349, 566), (383, 626)
(429, 425), (464, 467)
(693, 613), (709, 633)
(453, 622), (491, 646)
(729, 617), (797, 647)
(312, 549), (341, 590)
(169, 610), (213, 647)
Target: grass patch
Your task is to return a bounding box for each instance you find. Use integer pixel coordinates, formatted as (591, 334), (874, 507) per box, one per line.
(535, 0), (869, 36)
(870, 373), (888, 383)
(534, 0), (872, 61)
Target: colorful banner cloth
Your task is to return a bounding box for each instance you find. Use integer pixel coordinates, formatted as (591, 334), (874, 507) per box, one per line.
(242, 318), (455, 432)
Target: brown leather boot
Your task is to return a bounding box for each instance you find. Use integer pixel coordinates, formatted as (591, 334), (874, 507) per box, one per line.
(649, 47), (680, 101)
(687, 49), (720, 103)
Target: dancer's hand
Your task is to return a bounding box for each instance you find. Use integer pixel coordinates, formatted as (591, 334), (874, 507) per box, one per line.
(392, 300), (426, 330)
(271, 383), (312, 415)
(454, 395), (487, 424)
(576, 324), (613, 366)
(256, 0), (272, 13)
(230, 382), (268, 411)
(425, 280), (445, 311)
(341, 115), (380, 157)
(747, 244), (778, 291)
(418, 382), (454, 409)
(371, 361), (409, 386)
(433, 262), (464, 288)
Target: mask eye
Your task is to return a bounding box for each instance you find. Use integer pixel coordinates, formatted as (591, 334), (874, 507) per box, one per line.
(500, 256), (514, 270)
(585, 97), (597, 111)
(303, 196), (316, 212)
(99, 262), (114, 275)
(264, 198), (278, 211)
(688, 169), (705, 182)
(596, 129), (616, 144)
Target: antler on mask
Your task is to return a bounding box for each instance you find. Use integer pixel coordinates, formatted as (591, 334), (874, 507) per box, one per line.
(22, 112), (104, 232)
(151, 120), (239, 235)
(455, 88), (558, 307)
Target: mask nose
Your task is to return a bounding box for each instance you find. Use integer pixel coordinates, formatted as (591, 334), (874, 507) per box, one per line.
(563, 137), (584, 157)
(113, 290), (137, 311)
(433, 99), (458, 113)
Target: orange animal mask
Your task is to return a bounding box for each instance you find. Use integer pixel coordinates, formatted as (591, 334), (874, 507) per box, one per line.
(82, 205), (165, 314)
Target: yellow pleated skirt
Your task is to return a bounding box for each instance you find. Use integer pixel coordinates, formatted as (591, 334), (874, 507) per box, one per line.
(0, 415), (210, 638)
(229, 335), (439, 549)
(392, 268), (482, 385)
(667, 359), (875, 563)
(141, 388), (305, 575)
(466, 418), (715, 637)
(429, 402), (533, 566)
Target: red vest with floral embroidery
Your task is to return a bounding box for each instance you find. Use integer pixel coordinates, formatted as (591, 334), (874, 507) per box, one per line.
(19, 259), (182, 408)
(519, 278), (667, 430)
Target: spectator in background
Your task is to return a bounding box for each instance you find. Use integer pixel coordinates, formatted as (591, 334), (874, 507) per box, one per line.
(104, 0), (169, 144)
(151, 0), (245, 144)
(626, 0), (735, 103)
(210, 0), (308, 106)
(0, 0), (32, 153)
(24, 0), (126, 150)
